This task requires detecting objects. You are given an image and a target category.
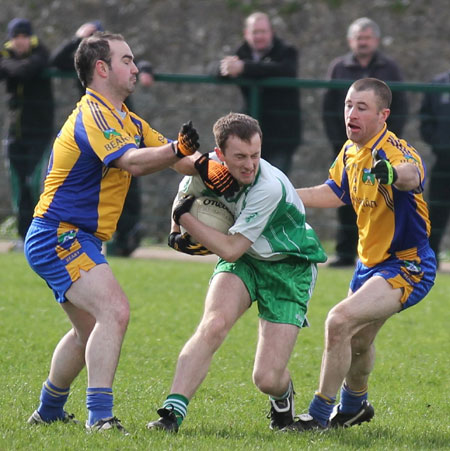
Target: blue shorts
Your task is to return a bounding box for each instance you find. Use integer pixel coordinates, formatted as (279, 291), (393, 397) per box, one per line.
(25, 218), (107, 303)
(350, 245), (436, 310)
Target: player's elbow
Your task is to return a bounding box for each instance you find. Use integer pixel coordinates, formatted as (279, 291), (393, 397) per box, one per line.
(126, 164), (146, 177)
(218, 241), (247, 262)
(220, 250), (240, 263)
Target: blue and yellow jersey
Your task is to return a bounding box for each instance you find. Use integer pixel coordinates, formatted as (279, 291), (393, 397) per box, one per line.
(326, 124), (431, 267)
(34, 88), (168, 241)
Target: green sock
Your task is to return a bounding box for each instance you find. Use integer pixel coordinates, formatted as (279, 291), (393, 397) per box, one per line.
(269, 380), (293, 402)
(163, 394), (189, 426)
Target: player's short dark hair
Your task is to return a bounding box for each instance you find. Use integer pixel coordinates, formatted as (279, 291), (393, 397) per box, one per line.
(75, 31), (125, 88)
(213, 112), (262, 151)
(350, 78), (392, 110)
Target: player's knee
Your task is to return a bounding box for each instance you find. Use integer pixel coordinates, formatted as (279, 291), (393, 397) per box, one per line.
(109, 296), (130, 334)
(351, 334), (373, 356)
(252, 368), (279, 394)
(325, 307), (351, 345)
(198, 313), (229, 348)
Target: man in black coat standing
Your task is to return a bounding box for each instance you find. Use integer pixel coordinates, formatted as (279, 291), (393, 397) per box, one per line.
(322, 17), (408, 267)
(0, 18), (54, 246)
(218, 12), (301, 175)
(420, 70), (450, 267)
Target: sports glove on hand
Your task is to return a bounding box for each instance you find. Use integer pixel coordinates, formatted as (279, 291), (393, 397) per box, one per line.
(194, 153), (240, 197)
(370, 150), (398, 185)
(174, 121), (200, 158)
(172, 194), (196, 225)
(168, 232), (212, 255)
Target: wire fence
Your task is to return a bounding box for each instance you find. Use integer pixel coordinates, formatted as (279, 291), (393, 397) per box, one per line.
(1, 72), (449, 256)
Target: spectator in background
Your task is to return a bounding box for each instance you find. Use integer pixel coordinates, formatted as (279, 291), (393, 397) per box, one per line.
(323, 17), (408, 267)
(215, 11), (301, 175)
(420, 70), (450, 267)
(0, 18), (54, 249)
(50, 21), (154, 257)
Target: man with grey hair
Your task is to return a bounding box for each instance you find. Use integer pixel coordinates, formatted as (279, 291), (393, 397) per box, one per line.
(322, 17), (408, 267)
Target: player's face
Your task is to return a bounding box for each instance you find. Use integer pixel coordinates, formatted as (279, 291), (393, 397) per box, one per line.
(107, 40), (138, 98)
(348, 27), (379, 59)
(217, 133), (261, 186)
(244, 17), (273, 52)
(344, 87), (389, 147)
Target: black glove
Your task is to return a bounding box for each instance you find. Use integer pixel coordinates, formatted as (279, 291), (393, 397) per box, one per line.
(172, 194), (196, 225)
(173, 121), (200, 158)
(370, 150), (398, 185)
(168, 232), (212, 255)
(194, 153), (240, 197)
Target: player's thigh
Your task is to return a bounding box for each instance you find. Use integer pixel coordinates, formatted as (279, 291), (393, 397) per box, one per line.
(336, 276), (402, 329)
(66, 263), (129, 320)
(203, 271), (251, 328)
(254, 319), (299, 373)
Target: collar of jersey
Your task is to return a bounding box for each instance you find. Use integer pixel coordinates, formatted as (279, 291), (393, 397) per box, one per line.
(355, 123), (388, 154)
(85, 88), (129, 115)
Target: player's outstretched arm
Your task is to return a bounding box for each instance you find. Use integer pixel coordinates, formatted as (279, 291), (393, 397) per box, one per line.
(296, 184), (344, 208)
(115, 121), (200, 176)
(370, 150), (420, 191)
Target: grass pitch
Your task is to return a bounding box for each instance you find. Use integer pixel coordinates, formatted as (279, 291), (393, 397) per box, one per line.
(0, 252), (448, 450)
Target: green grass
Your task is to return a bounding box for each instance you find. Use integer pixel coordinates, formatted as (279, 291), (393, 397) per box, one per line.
(0, 253), (449, 450)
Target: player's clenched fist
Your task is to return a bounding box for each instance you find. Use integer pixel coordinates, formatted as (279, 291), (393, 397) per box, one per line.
(370, 150), (398, 185)
(173, 121), (200, 158)
(172, 194), (196, 225)
(194, 153), (240, 198)
(168, 232), (212, 255)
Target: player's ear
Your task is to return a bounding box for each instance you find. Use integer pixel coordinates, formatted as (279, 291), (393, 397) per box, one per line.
(215, 147), (225, 162)
(95, 59), (109, 79)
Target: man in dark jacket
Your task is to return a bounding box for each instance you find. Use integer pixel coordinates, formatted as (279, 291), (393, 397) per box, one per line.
(322, 17), (408, 267)
(0, 18), (54, 245)
(420, 71), (450, 267)
(217, 12), (301, 175)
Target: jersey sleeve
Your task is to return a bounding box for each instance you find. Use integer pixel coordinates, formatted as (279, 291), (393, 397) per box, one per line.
(325, 148), (352, 204)
(379, 137), (426, 193)
(77, 106), (138, 167)
(141, 119), (169, 148)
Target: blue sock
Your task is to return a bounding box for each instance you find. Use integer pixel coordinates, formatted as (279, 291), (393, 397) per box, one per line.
(163, 394), (189, 426)
(339, 384), (368, 414)
(37, 379), (70, 422)
(86, 387), (113, 426)
(308, 392), (336, 427)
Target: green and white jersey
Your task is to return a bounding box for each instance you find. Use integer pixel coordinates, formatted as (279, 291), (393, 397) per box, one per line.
(178, 156), (327, 263)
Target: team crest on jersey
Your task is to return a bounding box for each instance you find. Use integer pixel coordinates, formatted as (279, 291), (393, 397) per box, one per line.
(245, 212), (258, 223)
(362, 168), (376, 185)
(103, 128), (121, 139)
(134, 135), (141, 146)
(404, 154), (419, 165)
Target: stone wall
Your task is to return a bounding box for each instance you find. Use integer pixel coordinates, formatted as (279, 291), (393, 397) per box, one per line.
(1, 0), (448, 246)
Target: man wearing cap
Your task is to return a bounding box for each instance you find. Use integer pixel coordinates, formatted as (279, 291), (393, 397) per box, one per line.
(0, 18), (54, 248)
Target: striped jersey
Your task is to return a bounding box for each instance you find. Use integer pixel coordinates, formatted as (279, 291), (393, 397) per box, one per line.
(179, 155), (327, 263)
(34, 89), (168, 241)
(326, 124), (431, 267)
